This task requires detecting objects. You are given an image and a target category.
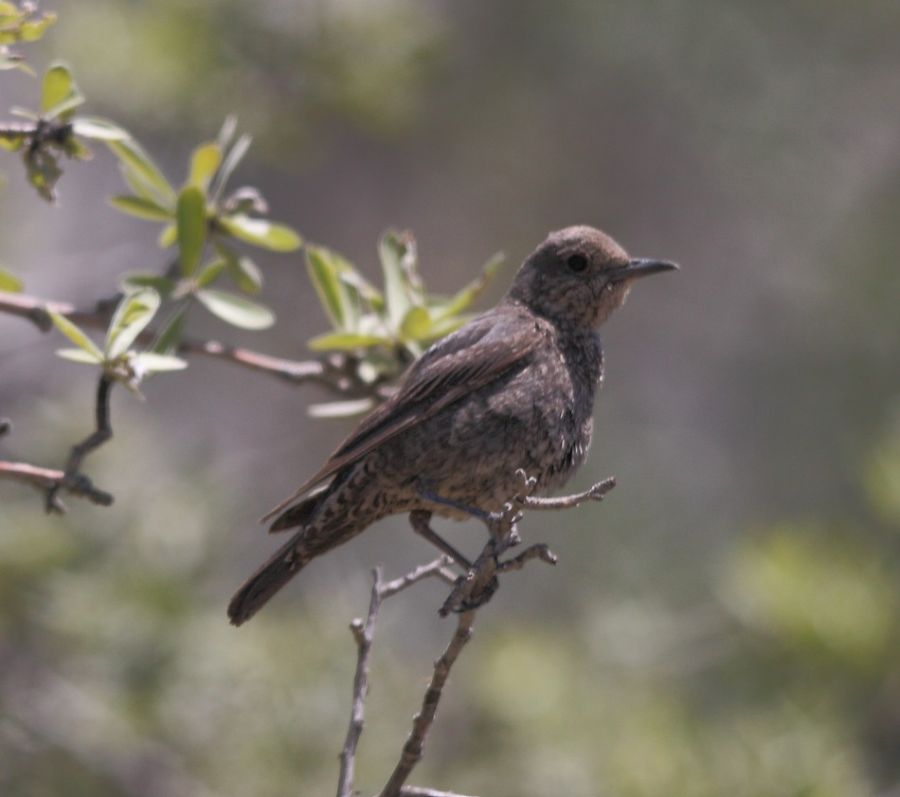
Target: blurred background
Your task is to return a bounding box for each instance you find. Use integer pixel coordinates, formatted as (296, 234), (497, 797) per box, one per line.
(2, 1), (900, 795)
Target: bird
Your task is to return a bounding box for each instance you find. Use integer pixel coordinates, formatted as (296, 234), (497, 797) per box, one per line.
(228, 225), (677, 625)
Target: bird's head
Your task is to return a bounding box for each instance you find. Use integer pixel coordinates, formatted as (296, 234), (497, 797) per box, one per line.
(506, 225), (678, 329)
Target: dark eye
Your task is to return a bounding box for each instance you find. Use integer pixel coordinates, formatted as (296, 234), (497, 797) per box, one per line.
(566, 253), (588, 273)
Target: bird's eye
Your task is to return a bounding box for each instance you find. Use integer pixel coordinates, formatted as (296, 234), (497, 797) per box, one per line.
(566, 253), (588, 273)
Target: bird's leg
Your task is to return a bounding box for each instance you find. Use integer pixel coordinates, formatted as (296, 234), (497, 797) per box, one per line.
(415, 487), (492, 522)
(409, 510), (472, 570)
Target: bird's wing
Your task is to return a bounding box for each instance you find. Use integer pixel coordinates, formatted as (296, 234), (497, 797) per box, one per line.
(261, 307), (540, 523)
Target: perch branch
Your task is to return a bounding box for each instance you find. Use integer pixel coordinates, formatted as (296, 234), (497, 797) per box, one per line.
(375, 471), (617, 796)
(338, 558), (454, 797)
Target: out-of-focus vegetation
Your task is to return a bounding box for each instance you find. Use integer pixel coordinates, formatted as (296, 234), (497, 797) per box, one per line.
(2, 1), (900, 796)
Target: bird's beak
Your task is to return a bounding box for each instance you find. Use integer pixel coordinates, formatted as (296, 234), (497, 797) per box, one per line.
(609, 258), (679, 283)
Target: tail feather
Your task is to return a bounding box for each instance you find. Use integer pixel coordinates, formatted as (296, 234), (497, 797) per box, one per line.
(228, 534), (310, 626)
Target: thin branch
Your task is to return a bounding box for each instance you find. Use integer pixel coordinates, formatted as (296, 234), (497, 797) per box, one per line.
(0, 289), (393, 398)
(45, 374), (114, 513)
(398, 789), (480, 797)
(521, 476), (617, 510)
(378, 611), (476, 797)
(338, 567), (385, 797)
(338, 559), (454, 797)
(0, 460), (113, 506)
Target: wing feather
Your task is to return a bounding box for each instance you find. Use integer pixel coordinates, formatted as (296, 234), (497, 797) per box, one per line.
(261, 307), (539, 524)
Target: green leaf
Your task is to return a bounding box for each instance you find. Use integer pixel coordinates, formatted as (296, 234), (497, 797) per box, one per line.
(41, 62), (83, 119)
(62, 136), (92, 161)
(195, 289), (274, 330)
(176, 186), (207, 276)
(419, 313), (471, 342)
(216, 243), (262, 294)
(158, 224), (177, 248)
(219, 214), (301, 252)
(305, 245), (361, 331)
(71, 116), (130, 142)
(307, 331), (391, 352)
(39, 65), (71, 104)
(9, 106), (38, 120)
(307, 398), (375, 419)
(211, 133), (251, 200)
(0, 267), (22, 292)
(379, 230), (417, 328)
(0, 133), (25, 152)
(108, 138), (175, 207)
(152, 306), (186, 353)
(105, 288), (161, 359)
(432, 251), (505, 320)
(56, 348), (104, 365)
(18, 12), (57, 42)
(120, 274), (174, 296)
(188, 142), (221, 190)
(215, 115), (237, 152)
(196, 258), (226, 288)
(399, 305), (432, 340)
(109, 194), (173, 222)
(48, 311), (104, 360)
(131, 352), (187, 373)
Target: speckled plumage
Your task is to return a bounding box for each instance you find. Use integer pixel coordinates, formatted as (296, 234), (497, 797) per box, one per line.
(228, 226), (676, 625)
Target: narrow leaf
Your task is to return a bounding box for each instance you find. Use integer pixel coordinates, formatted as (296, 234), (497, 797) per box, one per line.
(40, 62), (73, 113)
(307, 398), (375, 419)
(120, 274), (174, 296)
(0, 133), (25, 152)
(307, 331), (391, 352)
(158, 224), (177, 248)
(176, 186), (206, 276)
(71, 116), (130, 141)
(152, 310), (186, 355)
(0, 267), (23, 292)
(48, 311), (104, 360)
(108, 138), (175, 207)
(379, 230), (415, 328)
(105, 288), (160, 359)
(196, 259), (226, 288)
(211, 133), (251, 200)
(219, 214), (301, 252)
(432, 251), (506, 320)
(305, 245), (360, 330)
(56, 348), (103, 365)
(216, 243), (262, 294)
(399, 305), (432, 340)
(216, 115), (237, 152)
(131, 352), (187, 373)
(109, 194), (173, 222)
(188, 142), (221, 190)
(195, 289), (274, 329)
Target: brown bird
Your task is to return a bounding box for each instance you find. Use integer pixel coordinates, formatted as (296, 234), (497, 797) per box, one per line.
(228, 225), (677, 625)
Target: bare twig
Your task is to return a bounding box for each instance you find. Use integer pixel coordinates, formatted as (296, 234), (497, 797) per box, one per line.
(0, 460), (113, 506)
(521, 476), (617, 510)
(45, 374), (114, 513)
(338, 558), (454, 797)
(0, 289), (394, 398)
(337, 568), (384, 797)
(379, 611), (476, 797)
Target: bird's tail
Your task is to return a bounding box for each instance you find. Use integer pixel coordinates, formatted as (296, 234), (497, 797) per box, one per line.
(227, 531), (313, 626)
(228, 511), (378, 626)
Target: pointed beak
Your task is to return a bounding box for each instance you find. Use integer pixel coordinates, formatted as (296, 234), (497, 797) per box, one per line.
(609, 258), (679, 283)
